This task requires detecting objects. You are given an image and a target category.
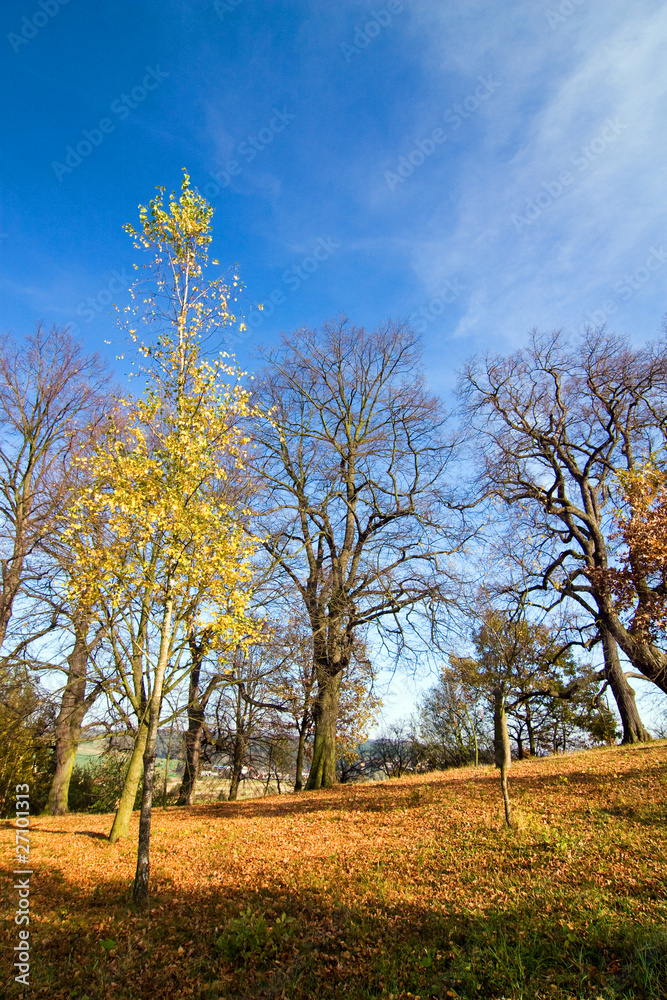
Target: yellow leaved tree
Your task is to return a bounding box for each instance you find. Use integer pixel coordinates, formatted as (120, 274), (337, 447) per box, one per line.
(65, 172), (261, 907)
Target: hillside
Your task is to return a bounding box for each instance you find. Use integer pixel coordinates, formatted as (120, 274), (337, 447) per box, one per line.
(2, 742), (666, 999)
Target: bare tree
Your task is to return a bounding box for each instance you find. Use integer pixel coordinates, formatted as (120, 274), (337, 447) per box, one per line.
(368, 720), (424, 778)
(175, 626), (226, 806)
(279, 621), (317, 793)
(0, 324), (110, 814)
(460, 328), (667, 740)
(250, 610), (318, 793)
(252, 319), (466, 788)
(0, 324), (109, 648)
(211, 645), (282, 801)
(419, 661), (490, 768)
(45, 611), (106, 815)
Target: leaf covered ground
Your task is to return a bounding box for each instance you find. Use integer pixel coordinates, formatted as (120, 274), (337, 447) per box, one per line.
(2, 742), (666, 1000)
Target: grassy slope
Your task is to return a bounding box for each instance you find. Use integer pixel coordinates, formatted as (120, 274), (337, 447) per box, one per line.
(2, 742), (666, 1000)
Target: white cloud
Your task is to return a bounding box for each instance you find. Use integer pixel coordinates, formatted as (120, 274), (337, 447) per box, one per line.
(403, 0), (667, 349)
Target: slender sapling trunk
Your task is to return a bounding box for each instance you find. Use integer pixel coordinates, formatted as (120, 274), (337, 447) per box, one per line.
(493, 686), (513, 828)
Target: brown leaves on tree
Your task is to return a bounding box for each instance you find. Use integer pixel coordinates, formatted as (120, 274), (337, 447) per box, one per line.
(603, 464), (667, 642)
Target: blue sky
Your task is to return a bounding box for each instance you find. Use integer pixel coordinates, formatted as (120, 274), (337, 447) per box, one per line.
(3, 0), (667, 399)
(3, 0), (667, 726)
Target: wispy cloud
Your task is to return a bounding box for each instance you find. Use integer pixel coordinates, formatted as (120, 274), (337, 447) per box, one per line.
(395, 0), (667, 350)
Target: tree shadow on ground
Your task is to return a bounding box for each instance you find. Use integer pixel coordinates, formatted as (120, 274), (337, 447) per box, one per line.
(7, 861), (665, 1000)
(29, 827), (109, 839)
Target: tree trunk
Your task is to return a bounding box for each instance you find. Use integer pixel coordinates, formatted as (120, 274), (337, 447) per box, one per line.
(293, 717), (309, 792)
(133, 739), (157, 907)
(45, 621), (90, 816)
(306, 669), (342, 790)
(602, 629), (651, 744)
(596, 597), (667, 697)
(264, 755), (272, 797)
(526, 703), (536, 757)
(0, 527), (27, 651)
(228, 734), (247, 801)
(462, 703), (478, 766)
(177, 717), (204, 806)
(493, 687), (512, 828)
(162, 721), (173, 809)
(133, 596), (173, 908)
(108, 719), (148, 844)
(176, 632), (214, 806)
(108, 590), (152, 844)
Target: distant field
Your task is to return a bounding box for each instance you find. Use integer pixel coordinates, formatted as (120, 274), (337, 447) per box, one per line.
(73, 738), (107, 765)
(191, 774), (290, 802)
(2, 742), (666, 999)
